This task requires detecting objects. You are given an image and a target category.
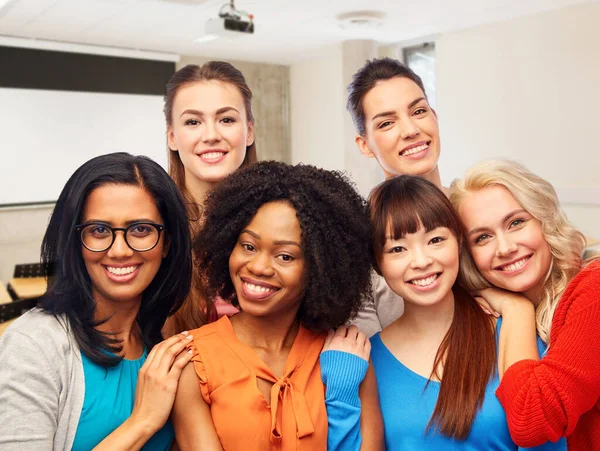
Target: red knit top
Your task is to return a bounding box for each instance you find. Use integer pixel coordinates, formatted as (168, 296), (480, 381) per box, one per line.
(496, 260), (600, 450)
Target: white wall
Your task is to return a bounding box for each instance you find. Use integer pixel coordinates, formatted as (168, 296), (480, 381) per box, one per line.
(436, 1), (600, 236)
(290, 44), (345, 170)
(290, 42), (384, 197)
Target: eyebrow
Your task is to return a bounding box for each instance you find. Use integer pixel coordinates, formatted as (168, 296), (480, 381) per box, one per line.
(370, 97), (427, 122)
(180, 106), (240, 118)
(240, 229), (301, 248)
(83, 219), (158, 226)
(467, 209), (528, 236)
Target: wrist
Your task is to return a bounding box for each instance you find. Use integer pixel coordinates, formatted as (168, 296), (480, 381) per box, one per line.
(125, 413), (159, 442)
(503, 298), (535, 317)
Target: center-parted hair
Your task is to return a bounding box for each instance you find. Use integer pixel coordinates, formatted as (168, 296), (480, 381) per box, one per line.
(195, 161), (373, 331)
(40, 152), (192, 367)
(369, 175), (496, 440)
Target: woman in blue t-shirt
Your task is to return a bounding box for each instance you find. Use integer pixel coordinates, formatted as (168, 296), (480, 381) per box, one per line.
(0, 152), (193, 450)
(367, 174), (565, 450)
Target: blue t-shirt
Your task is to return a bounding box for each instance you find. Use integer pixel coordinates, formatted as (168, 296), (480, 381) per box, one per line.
(72, 349), (174, 451)
(370, 319), (566, 450)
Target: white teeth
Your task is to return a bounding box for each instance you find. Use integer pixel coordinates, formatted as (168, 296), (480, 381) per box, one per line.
(401, 143), (428, 156)
(410, 274), (438, 287)
(244, 282), (276, 293)
(106, 266), (138, 275)
(201, 151), (226, 159)
(500, 257), (529, 272)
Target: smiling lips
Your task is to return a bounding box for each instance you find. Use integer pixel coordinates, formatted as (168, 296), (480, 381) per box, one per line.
(495, 255), (531, 273)
(406, 272), (441, 292)
(198, 150), (228, 163)
(103, 264), (140, 283)
(400, 141), (430, 157)
(241, 278), (279, 300)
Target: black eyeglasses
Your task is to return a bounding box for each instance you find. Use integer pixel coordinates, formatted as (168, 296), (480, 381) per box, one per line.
(75, 222), (165, 252)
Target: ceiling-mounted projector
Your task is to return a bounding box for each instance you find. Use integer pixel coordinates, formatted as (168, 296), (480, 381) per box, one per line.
(205, 15), (254, 37)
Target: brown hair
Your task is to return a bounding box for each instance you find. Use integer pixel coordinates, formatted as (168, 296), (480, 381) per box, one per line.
(162, 61), (258, 335)
(369, 175), (496, 440)
(346, 57), (427, 136)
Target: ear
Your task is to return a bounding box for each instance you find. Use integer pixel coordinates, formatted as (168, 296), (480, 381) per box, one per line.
(167, 126), (178, 152)
(246, 122), (255, 147)
(355, 134), (376, 159)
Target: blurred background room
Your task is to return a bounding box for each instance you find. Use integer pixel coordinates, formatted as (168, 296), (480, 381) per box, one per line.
(1, 0), (599, 331)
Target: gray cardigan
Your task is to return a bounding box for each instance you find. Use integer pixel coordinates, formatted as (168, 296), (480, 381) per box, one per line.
(0, 308), (84, 451)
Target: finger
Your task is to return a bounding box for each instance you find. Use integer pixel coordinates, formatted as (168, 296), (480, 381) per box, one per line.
(334, 325), (348, 338)
(322, 330), (335, 352)
(346, 325), (360, 340)
(147, 332), (191, 371)
(154, 333), (194, 372)
(169, 347), (194, 378)
(355, 331), (366, 349)
(363, 338), (371, 361)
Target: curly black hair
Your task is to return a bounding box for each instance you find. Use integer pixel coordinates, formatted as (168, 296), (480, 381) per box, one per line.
(195, 161), (373, 331)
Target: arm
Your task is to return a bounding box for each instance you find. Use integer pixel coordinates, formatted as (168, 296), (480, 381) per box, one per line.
(171, 363), (223, 451)
(93, 333), (194, 451)
(496, 266), (600, 446)
(474, 288), (539, 377)
(320, 326), (383, 451)
(0, 330), (60, 450)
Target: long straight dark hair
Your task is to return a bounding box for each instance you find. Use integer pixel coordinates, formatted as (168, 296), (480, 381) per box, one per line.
(40, 153), (192, 366)
(369, 175), (496, 440)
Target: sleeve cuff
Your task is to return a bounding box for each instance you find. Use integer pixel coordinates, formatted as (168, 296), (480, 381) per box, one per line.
(320, 350), (368, 407)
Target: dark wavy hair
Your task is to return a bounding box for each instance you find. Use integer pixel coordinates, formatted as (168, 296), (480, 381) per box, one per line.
(195, 161), (373, 331)
(347, 57), (427, 136)
(40, 152), (192, 367)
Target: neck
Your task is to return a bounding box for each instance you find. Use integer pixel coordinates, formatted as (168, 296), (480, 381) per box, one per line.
(93, 293), (142, 344)
(184, 169), (216, 206)
(231, 309), (300, 352)
(422, 165), (445, 193)
(395, 289), (455, 340)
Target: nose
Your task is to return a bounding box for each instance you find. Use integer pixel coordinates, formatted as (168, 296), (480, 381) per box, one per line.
(399, 116), (420, 140)
(107, 231), (134, 258)
(409, 246), (433, 270)
(246, 251), (275, 277)
(495, 232), (518, 257)
(202, 120), (221, 143)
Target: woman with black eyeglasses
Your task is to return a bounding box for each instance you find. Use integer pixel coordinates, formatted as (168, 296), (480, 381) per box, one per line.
(0, 152), (193, 450)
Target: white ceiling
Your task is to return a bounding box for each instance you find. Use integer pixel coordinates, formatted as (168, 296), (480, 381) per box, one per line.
(0, 0), (596, 64)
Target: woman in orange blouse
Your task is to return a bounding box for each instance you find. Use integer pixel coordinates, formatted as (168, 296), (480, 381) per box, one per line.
(172, 162), (383, 450)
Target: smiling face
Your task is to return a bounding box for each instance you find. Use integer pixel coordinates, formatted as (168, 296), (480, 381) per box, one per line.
(167, 80), (254, 188)
(228, 201), (306, 319)
(356, 76), (441, 181)
(81, 184), (168, 308)
(458, 185), (552, 302)
(379, 225), (459, 309)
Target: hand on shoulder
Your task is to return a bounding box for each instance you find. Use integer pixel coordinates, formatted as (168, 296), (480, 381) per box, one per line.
(322, 325), (370, 362)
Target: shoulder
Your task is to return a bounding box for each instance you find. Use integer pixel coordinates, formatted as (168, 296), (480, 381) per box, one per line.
(553, 261), (600, 330)
(2, 308), (73, 348)
(561, 261), (600, 307)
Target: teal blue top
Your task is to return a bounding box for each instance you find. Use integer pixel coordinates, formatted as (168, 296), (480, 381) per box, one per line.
(72, 349), (174, 451)
(370, 319), (567, 450)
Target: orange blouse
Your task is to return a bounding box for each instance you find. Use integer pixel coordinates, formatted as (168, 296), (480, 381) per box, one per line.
(190, 315), (328, 451)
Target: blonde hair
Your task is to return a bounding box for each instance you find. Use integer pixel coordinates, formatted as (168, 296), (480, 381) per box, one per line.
(449, 160), (585, 342)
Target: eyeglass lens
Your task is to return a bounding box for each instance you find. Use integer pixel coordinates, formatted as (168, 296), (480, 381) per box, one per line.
(80, 223), (160, 252)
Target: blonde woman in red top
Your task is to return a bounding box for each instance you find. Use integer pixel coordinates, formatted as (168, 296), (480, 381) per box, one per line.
(450, 159), (599, 450)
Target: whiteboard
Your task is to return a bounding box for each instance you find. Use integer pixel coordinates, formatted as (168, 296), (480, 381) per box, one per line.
(0, 88), (168, 205)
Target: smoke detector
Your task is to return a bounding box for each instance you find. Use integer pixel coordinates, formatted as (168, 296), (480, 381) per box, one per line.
(336, 10), (386, 30)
